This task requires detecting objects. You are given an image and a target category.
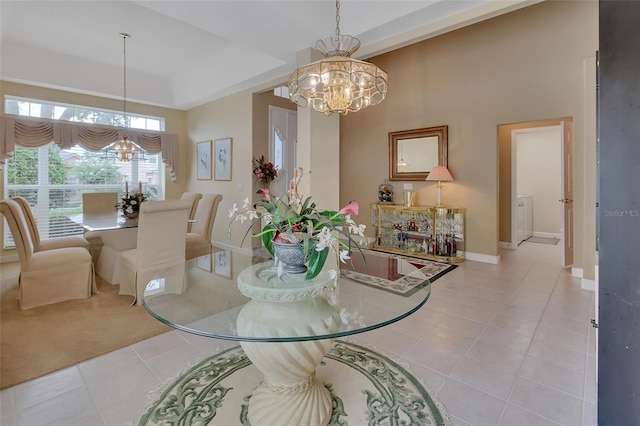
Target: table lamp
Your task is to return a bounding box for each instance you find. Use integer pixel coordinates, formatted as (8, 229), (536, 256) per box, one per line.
(425, 166), (454, 206)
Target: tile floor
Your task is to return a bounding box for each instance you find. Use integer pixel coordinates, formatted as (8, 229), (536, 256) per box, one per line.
(0, 241), (598, 426)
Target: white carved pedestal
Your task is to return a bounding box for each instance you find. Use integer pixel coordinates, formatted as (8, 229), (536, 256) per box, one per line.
(236, 263), (341, 426)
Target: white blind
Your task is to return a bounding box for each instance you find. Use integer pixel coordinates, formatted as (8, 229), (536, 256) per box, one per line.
(3, 143), (163, 248)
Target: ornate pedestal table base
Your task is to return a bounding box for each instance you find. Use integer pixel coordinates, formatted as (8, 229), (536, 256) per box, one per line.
(236, 263), (340, 426)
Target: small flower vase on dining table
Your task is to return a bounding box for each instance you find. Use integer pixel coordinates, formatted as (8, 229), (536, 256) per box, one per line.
(124, 212), (139, 219)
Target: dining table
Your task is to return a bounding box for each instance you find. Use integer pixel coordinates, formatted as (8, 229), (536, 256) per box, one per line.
(68, 211), (138, 232)
(142, 247), (433, 425)
(69, 212), (139, 284)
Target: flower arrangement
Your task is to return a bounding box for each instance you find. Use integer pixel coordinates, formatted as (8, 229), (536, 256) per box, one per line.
(116, 192), (146, 217)
(252, 155), (278, 188)
(229, 168), (366, 280)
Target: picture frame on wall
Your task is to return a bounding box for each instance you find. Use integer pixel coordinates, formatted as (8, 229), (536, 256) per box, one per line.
(214, 137), (232, 181)
(196, 253), (212, 272)
(214, 250), (232, 278)
(196, 140), (212, 180)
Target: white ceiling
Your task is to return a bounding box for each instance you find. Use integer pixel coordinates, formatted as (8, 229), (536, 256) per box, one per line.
(0, 0), (537, 111)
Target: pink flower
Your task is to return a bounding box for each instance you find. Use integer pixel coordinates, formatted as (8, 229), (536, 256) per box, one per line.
(257, 188), (271, 198)
(339, 200), (359, 216)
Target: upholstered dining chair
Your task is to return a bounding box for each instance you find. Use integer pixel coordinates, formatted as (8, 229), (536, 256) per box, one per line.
(118, 199), (191, 305)
(0, 199), (96, 310)
(11, 196), (90, 252)
(180, 192), (203, 232)
(186, 193), (223, 260)
(82, 192), (119, 264)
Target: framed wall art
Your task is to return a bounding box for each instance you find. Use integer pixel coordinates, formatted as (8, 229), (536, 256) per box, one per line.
(196, 140), (212, 180)
(214, 250), (232, 278)
(214, 137), (232, 181)
(196, 253), (212, 272)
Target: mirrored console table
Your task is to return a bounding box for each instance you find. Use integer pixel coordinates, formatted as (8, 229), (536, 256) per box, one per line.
(371, 203), (465, 263)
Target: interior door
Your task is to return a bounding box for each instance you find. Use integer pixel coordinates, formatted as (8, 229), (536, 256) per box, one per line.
(560, 120), (574, 267)
(268, 106), (297, 196)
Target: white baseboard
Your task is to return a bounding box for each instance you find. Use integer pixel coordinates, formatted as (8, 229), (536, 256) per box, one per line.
(581, 278), (596, 291)
(532, 231), (562, 239)
(0, 255), (18, 264)
(465, 251), (500, 264)
(498, 241), (516, 250)
(572, 267), (583, 278)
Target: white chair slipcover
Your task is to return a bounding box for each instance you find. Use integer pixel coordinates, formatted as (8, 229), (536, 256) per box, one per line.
(83, 192), (120, 265)
(185, 193), (223, 260)
(118, 199), (191, 305)
(1, 199), (96, 310)
(11, 196), (90, 252)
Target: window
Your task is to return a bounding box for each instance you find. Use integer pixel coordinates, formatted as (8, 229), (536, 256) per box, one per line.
(4, 96), (164, 131)
(3, 97), (165, 248)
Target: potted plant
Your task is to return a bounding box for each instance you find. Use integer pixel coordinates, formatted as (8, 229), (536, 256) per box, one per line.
(229, 168), (366, 280)
(116, 192), (146, 218)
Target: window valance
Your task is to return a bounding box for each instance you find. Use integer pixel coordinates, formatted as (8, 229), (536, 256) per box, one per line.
(0, 116), (179, 181)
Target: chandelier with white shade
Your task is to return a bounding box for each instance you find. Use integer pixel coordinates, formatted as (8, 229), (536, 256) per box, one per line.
(287, 0), (388, 115)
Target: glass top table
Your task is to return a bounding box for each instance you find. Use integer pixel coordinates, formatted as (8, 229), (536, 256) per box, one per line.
(68, 212), (138, 231)
(142, 247), (432, 425)
(142, 248), (432, 342)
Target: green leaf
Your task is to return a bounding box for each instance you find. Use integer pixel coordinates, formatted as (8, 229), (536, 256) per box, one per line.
(305, 247), (328, 280)
(261, 228), (275, 256)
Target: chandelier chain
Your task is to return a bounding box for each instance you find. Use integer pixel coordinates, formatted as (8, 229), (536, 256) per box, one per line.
(120, 32), (130, 128)
(335, 0), (341, 40)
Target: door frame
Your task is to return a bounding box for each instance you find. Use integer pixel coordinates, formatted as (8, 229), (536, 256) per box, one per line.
(268, 106), (297, 197)
(509, 123), (573, 265)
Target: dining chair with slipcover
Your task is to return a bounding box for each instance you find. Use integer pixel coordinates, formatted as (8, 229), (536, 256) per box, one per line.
(185, 193), (223, 260)
(0, 198), (96, 310)
(82, 192), (120, 264)
(87, 192), (139, 284)
(180, 192), (202, 232)
(11, 196), (90, 252)
(118, 199), (191, 305)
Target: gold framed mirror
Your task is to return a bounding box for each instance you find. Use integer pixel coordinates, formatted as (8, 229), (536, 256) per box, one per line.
(389, 125), (448, 181)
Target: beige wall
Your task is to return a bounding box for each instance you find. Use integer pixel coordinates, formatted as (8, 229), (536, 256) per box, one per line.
(340, 0), (598, 262)
(0, 80), (188, 259)
(184, 89), (295, 250)
(185, 90), (254, 248)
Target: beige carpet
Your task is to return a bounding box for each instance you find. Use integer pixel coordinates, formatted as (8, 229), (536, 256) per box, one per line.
(0, 275), (171, 390)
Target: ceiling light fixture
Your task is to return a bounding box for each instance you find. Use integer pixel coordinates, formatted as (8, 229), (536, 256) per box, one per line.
(287, 0), (388, 115)
(103, 32), (147, 162)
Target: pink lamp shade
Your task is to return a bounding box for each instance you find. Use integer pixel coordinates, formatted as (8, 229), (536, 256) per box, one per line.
(426, 166), (454, 206)
(425, 166), (454, 182)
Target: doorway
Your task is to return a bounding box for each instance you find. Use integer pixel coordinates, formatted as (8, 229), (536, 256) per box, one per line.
(498, 118), (574, 267)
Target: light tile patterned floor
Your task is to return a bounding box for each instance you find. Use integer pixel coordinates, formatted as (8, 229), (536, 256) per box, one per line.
(0, 241), (598, 426)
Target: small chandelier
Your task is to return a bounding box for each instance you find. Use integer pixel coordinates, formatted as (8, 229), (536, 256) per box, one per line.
(103, 33), (147, 162)
(287, 0), (388, 115)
